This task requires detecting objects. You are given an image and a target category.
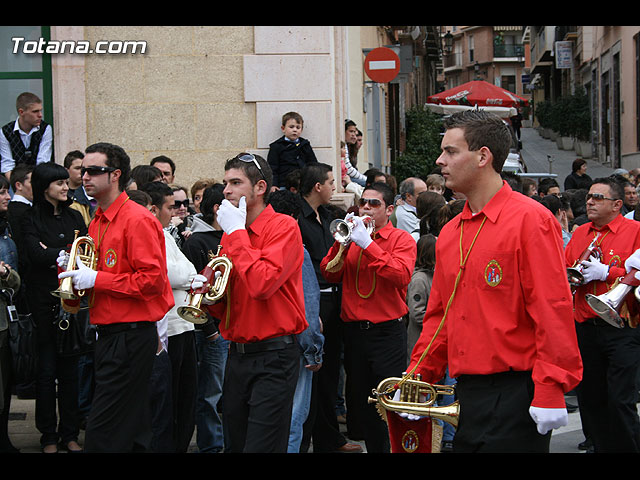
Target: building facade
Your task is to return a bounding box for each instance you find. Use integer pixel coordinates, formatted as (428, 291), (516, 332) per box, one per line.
(528, 25), (640, 170)
(1, 26), (442, 196)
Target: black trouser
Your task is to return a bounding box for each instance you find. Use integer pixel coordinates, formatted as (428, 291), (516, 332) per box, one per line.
(34, 305), (80, 448)
(223, 335), (300, 453)
(84, 321), (157, 453)
(575, 318), (640, 452)
(454, 371), (550, 453)
(168, 330), (198, 453)
(302, 289), (347, 452)
(343, 318), (406, 453)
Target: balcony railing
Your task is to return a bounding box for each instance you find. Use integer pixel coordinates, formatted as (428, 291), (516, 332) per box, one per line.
(494, 44), (525, 58)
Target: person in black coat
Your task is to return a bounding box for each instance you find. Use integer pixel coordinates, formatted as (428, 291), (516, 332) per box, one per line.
(564, 158), (593, 191)
(21, 162), (87, 453)
(267, 112), (318, 188)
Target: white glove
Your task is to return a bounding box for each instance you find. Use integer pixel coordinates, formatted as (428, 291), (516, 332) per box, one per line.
(217, 197), (247, 235)
(349, 216), (373, 249)
(58, 256), (97, 290)
(528, 406), (568, 435)
(580, 255), (609, 283)
(57, 250), (69, 269)
(391, 389), (425, 421)
(190, 273), (208, 291)
(625, 248), (640, 273)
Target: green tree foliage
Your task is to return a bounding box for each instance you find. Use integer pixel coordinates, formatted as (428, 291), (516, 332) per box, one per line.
(392, 106), (443, 183)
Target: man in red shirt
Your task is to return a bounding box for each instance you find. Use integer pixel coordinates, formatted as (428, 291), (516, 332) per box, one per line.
(406, 110), (582, 453)
(59, 142), (173, 452)
(565, 177), (640, 452)
(194, 152), (307, 453)
(321, 181), (416, 453)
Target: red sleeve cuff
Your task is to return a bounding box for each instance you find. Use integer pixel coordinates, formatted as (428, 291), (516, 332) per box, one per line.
(531, 383), (567, 409)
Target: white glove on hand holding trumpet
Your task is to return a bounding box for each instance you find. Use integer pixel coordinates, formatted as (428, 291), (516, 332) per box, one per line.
(58, 256), (97, 291)
(189, 271), (222, 305)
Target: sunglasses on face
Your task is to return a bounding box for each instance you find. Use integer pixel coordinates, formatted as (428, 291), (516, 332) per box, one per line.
(174, 199), (189, 208)
(81, 166), (117, 176)
(237, 153), (266, 181)
(358, 197), (383, 208)
(586, 193), (620, 202)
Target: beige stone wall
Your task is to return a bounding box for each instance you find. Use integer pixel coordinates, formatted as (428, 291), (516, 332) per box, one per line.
(83, 26), (255, 189)
(49, 26), (385, 196)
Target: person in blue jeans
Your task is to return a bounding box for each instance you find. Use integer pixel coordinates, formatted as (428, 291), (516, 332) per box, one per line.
(288, 247), (323, 452)
(194, 329), (228, 452)
(266, 189), (324, 453)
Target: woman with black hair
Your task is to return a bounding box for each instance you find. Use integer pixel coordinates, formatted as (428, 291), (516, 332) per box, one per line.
(22, 162), (87, 453)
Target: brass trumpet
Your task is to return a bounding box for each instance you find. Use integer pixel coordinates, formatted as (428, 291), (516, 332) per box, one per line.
(567, 233), (601, 287)
(178, 246), (232, 324)
(368, 375), (460, 428)
(51, 230), (97, 302)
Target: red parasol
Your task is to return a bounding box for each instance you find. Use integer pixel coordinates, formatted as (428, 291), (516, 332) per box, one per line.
(427, 80), (529, 109)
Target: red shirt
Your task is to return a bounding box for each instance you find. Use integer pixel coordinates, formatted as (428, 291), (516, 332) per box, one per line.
(89, 191), (174, 325)
(206, 205), (307, 343)
(320, 220), (416, 323)
(408, 182), (582, 408)
(565, 214), (640, 323)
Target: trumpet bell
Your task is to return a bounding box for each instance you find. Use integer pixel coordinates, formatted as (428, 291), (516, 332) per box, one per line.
(178, 246), (233, 324)
(329, 215), (375, 246)
(567, 266), (585, 286)
(176, 304), (209, 325)
(586, 288), (630, 329)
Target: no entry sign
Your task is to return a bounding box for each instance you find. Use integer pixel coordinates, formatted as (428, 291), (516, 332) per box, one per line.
(364, 47), (400, 83)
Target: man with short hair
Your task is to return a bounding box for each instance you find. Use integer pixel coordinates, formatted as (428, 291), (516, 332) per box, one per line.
(7, 164), (33, 269)
(321, 181), (416, 453)
(394, 177), (427, 236)
(566, 177), (640, 452)
(194, 152), (307, 453)
(406, 110), (582, 453)
(59, 142), (174, 453)
(622, 181), (639, 216)
(64, 150), (95, 226)
(151, 155), (176, 184)
(0, 92), (53, 178)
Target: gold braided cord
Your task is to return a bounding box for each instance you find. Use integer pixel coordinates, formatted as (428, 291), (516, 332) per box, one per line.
(356, 248), (376, 299)
(391, 215), (488, 393)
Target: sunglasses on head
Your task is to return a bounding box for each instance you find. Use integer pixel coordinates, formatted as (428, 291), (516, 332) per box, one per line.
(586, 193), (619, 202)
(174, 199), (189, 208)
(358, 197), (383, 208)
(81, 166), (117, 176)
(237, 153), (266, 181)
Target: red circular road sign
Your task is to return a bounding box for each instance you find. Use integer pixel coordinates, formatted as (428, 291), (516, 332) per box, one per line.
(364, 47), (401, 83)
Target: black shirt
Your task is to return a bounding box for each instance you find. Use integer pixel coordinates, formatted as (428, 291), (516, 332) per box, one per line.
(297, 197), (338, 290)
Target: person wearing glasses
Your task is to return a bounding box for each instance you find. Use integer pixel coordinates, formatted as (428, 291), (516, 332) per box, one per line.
(320, 182), (416, 453)
(405, 110), (582, 453)
(565, 177), (640, 452)
(192, 152), (307, 453)
(59, 142), (174, 453)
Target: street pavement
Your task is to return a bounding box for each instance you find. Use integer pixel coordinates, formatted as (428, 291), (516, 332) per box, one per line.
(519, 126), (615, 187)
(4, 129), (617, 454)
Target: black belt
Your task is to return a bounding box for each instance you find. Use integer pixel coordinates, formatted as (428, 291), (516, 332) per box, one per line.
(232, 334), (295, 354)
(319, 285), (340, 294)
(346, 318), (401, 330)
(96, 321), (155, 336)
